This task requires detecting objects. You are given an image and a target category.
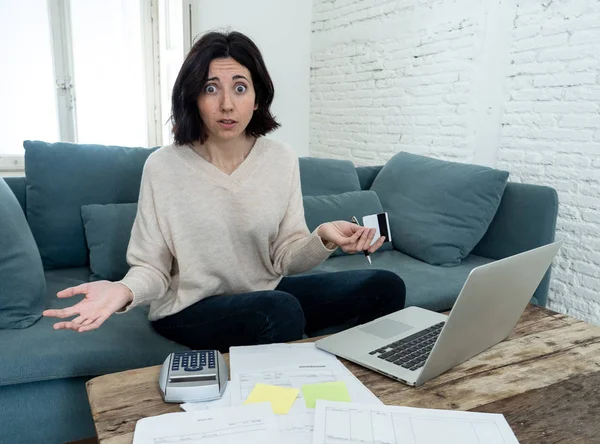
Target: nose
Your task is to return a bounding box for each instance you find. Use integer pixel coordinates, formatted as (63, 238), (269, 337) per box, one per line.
(220, 90), (234, 112)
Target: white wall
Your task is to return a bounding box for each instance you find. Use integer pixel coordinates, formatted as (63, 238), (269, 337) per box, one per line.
(311, 0), (600, 324)
(193, 0), (312, 156)
(497, 0), (600, 323)
(311, 0), (484, 163)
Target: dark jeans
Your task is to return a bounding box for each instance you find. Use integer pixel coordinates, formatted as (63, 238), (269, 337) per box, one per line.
(151, 269), (406, 352)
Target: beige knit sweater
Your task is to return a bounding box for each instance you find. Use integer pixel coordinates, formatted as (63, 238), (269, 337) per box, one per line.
(118, 137), (336, 320)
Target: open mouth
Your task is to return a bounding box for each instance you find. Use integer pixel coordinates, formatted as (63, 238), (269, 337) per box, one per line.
(218, 119), (237, 124)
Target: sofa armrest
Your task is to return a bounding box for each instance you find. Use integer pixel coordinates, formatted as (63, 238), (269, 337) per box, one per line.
(472, 182), (559, 306)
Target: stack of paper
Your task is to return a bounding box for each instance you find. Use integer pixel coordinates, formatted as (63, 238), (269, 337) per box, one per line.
(133, 344), (520, 443)
(228, 343), (381, 408)
(204, 343), (381, 443)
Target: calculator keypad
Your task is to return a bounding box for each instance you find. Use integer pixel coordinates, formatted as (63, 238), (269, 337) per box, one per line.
(171, 350), (217, 372)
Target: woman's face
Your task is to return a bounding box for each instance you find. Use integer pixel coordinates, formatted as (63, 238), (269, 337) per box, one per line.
(197, 57), (258, 143)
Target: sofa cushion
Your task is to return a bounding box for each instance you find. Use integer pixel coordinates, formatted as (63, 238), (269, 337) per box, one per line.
(299, 157), (361, 196)
(302, 250), (495, 312)
(81, 203), (137, 281)
(24, 140), (157, 269)
(371, 152), (509, 266)
(0, 267), (188, 387)
(0, 179), (46, 329)
(303, 191), (393, 257)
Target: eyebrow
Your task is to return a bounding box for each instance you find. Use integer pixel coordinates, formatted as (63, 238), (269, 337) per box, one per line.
(206, 75), (249, 82)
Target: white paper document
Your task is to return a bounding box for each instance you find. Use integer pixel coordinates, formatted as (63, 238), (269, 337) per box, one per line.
(132, 403), (279, 444)
(179, 382), (316, 444)
(313, 401), (520, 444)
(231, 364), (381, 408)
(229, 343), (338, 372)
(228, 343), (381, 443)
(229, 343), (380, 406)
(276, 412), (315, 444)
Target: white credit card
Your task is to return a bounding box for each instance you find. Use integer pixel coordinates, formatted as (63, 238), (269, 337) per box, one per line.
(362, 212), (392, 246)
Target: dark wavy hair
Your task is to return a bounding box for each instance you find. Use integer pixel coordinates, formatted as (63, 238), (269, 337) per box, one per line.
(171, 31), (280, 145)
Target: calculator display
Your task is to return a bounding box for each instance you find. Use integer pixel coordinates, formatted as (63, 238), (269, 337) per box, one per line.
(170, 374), (217, 383)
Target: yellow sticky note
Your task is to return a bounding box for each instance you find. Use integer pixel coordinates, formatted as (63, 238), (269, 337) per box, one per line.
(243, 383), (299, 414)
(301, 381), (351, 408)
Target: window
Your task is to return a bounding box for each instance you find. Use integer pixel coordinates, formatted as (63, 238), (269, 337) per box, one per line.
(0, 0), (166, 169)
(0, 1), (60, 157)
(70, 0), (149, 147)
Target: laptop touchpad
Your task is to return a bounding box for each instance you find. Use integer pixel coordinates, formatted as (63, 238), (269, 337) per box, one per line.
(360, 319), (413, 339)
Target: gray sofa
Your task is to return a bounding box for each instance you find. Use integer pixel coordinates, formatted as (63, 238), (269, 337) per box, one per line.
(0, 142), (558, 444)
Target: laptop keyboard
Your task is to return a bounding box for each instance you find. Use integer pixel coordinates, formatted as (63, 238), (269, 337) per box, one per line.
(369, 322), (445, 371)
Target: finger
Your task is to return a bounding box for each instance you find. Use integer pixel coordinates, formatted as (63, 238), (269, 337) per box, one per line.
(57, 283), (89, 299)
(337, 227), (364, 247)
(368, 236), (386, 254)
(361, 228), (377, 251)
(353, 228), (368, 252)
(43, 306), (80, 319)
(81, 317), (97, 326)
(356, 228), (374, 252)
(53, 321), (83, 331)
(70, 315), (87, 325)
(347, 227), (364, 245)
(362, 231), (380, 253)
(78, 315), (109, 333)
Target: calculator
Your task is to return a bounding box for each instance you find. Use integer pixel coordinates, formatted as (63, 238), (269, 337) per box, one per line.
(158, 350), (228, 403)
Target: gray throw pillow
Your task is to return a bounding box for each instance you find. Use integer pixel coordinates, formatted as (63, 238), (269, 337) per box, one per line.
(0, 179), (46, 328)
(371, 152), (509, 266)
(81, 203), (138, 281)
(303, 190), (393, 257)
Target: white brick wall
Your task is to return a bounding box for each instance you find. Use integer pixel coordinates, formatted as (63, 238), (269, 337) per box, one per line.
(311, 0), (600, 324)
(311, 0), (482, 163)
(497, 0), (600, 324)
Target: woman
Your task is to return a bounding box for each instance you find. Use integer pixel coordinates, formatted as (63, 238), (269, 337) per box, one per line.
(43, 31), (406, 352)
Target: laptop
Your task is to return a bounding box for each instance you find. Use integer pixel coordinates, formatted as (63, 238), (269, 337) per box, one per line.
(316, 241), (562, 387)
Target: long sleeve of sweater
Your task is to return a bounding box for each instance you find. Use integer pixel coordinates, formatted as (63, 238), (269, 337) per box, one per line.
(118, 163), (173, 311)
(270, 157), (336, 276)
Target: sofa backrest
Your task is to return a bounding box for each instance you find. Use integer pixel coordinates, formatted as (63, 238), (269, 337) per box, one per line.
(472, 182), (558, 259)
(2, 156), (558, 306)
(3, 165), (559, 257)
(298, 157), (361, 196)
(356, 165), (383, 191)
(23, 141), (158, 269)
(4, 177), (26, 214)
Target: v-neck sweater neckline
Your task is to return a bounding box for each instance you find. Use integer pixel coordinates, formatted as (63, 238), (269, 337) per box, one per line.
(176, 137), (267, 191)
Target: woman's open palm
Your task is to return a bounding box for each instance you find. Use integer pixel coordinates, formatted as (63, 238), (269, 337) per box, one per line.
(43, 281), (132, 332)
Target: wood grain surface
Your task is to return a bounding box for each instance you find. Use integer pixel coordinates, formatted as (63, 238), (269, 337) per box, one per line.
(86, 305), (600, 444)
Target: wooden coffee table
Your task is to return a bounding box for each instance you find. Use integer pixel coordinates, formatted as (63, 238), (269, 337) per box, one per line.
(86, 305), (600, 443)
